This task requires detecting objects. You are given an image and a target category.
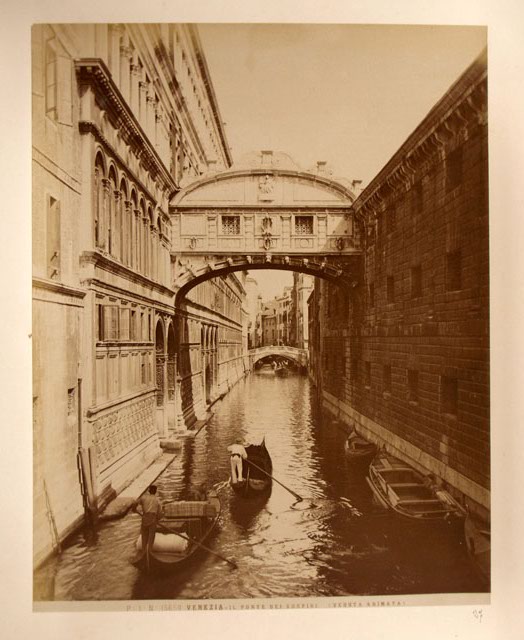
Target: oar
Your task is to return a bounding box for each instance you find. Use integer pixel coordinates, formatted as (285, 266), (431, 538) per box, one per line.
(194, 422), (208, 438)
(245, 459), (303, 502)
(158, 522), (238, 569)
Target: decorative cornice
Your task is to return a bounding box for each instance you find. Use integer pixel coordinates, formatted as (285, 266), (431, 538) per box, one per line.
(79, 121), (162, 208)
(80, 250), (175, 298)
(75, 58), (178, 197)
(172, 168), (356, 206)
(33, 277), (86, 301)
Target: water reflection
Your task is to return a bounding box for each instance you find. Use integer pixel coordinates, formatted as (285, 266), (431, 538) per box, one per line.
(34, 373), (486, 601)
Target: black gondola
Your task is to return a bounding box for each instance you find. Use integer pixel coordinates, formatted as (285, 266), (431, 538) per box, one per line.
(231, 438), (272, 497)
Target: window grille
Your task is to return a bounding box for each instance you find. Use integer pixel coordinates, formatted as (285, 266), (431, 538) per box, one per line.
(120, 308), (130, 341)
(441, 376), (458, 415)
(47, 196), (60, 279)
(221, 215), (240, 235)
(45, 40), (57, 119)
(104, 306), (119, 341)
(383, 365), (392, 393)
(295, 216), (313, 235)
(408, 370), (419, 403)
(411, 265), (423, 298)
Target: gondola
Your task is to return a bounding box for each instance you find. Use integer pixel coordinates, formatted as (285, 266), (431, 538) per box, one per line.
(366, 451), (463, 522)
(344, 430), (377, 464)
(464, 511), (490, 585)
(231, 439), (272, 497)
(132, 492), (221, 572)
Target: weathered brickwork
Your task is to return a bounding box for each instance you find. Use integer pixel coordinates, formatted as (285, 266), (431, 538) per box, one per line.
(310, 51), (489, 512)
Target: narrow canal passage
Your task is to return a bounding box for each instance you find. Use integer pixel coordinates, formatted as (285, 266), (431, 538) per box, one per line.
(34, 373), (486, 601)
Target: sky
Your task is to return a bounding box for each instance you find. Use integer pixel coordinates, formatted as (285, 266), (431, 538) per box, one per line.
(198, 24), (486, 300)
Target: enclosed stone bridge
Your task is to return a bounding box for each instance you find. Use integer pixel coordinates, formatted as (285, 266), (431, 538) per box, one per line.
(249, 345), (308, 368)
(170, 151), (364, 301)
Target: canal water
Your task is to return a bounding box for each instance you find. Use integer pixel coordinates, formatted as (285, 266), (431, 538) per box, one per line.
(34, 373), (487, 601)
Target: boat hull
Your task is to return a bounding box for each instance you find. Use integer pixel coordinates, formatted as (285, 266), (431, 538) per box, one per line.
(464, 513), (490, 585)
(231, 440), (272, 498)
(344, 432), (377, 465)
(367, 452), (463, 523)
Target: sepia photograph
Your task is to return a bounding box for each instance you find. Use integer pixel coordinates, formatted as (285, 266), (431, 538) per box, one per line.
(31, 19), (492, 607)
(1, 0), (520, 637)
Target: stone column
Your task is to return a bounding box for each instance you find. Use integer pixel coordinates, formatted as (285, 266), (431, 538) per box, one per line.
(151, 225), (158, 281)
(123, 200), (132, 266)
(114, 190), (122, 260)
(109, 24), (122, 82)
(119, 34), (133, 103)
(142, 215), (149, 277)
(134, 209), (141, 271)
(139, 81), (148, 128)
(100, 178), (110, 251)
(147, 93), (156, 140)
(130, 54), (141, 114)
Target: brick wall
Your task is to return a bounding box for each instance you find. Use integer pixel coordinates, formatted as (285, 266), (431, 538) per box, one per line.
(311, 50), (489, 510)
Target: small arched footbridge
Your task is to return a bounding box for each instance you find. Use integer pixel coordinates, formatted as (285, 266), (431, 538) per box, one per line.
(249, 346), (308, 368)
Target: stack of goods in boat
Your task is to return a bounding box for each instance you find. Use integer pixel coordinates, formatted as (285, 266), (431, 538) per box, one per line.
(133, 492), (221, 572)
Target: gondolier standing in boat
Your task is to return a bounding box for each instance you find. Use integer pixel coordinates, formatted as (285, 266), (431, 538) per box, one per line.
(227, 438), (248, 483)
(133, 484), (163, 556)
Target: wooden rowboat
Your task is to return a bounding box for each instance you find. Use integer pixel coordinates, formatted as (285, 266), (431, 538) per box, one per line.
(231, 439), (272, 497)
(344, 431), (377, 463)
(366, 451), (463, 522)
(132, 492), (221, 572)
(464, 512), (490, 585)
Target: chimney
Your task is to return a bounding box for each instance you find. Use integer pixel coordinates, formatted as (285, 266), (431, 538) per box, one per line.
(316, 161), (327, 174)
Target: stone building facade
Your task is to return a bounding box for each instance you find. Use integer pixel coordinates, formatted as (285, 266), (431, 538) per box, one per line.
(32, 23), (244, 567)
(309, 51), (489, 518)
(290, 273), (314, 350)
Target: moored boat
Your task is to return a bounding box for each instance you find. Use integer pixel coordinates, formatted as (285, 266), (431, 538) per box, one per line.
(231, 439), (272, 497)
(464, 512), (490, 585)
(132, 492), (221, 572)
(366, 451), (463, 522)
(344, 430), (377, 464)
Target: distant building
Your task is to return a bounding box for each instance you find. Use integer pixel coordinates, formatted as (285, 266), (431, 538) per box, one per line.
(244, 275), (263, 348)
(260, 286), (293, 346)
(290, 273), (314, 350)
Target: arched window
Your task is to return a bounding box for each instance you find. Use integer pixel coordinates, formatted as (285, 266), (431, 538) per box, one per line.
(107, 167), (118, 257)
(130, 190), (138, 269)
(94, 154), (106, 248)
(119, 178), (128, 264)
(140, 199), (147, 274)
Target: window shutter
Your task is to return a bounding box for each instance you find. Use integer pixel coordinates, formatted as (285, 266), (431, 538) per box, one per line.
(57, 55), (72, 126)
